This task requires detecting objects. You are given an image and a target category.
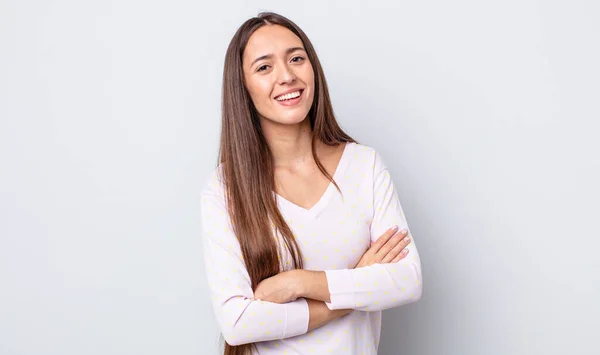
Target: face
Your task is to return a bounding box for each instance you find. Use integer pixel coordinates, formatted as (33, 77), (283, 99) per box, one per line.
(242, 25), (315, 126)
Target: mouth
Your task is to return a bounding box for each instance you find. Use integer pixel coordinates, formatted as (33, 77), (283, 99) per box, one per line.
(274, 89), (304, 107)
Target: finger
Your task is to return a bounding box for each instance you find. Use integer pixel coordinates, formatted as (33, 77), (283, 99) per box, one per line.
(391, 247), (410, 262)
(382, 236), (411, 263)
(377, 229), (408, 257)
(370, 225), (399, 253)
(381, 237), (409, 263)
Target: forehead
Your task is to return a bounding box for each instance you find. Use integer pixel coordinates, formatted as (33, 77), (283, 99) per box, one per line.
(243, 25), (304, 62)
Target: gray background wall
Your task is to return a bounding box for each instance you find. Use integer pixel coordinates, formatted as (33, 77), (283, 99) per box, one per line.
(1, 1), (598, 354)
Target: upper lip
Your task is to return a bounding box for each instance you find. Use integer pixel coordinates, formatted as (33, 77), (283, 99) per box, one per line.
(274, 88), (304, 99)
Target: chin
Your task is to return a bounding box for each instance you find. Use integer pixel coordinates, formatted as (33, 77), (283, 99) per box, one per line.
(261, 109), (309, 126)
(279, 112), (310, 125)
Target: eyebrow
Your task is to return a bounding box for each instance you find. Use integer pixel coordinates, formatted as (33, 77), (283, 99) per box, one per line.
(250, 47), (306, 67)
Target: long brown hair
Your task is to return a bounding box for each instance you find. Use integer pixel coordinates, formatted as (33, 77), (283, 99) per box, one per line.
(218, 12), (355, 355)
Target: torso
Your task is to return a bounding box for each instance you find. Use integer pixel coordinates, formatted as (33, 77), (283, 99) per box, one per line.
(203, 142), (409, 355)
(259, 142), (385, 354)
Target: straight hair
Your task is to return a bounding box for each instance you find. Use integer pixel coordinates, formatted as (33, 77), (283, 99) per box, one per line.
(218, 12), (355, 355)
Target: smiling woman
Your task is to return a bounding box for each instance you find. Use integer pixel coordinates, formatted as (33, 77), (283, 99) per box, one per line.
(242, 25), (314, 125)
(201, 12), (422, 355)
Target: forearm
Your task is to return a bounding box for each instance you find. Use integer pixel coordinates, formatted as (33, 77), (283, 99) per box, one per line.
(306, 298), (351, 331)
(294, 270), (331, 302)
(291, 251), (422, 312)
(290, 270), (351, 331)
(325, 254), (422, 311)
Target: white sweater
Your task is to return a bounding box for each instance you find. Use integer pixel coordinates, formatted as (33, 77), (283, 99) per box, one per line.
(201, 142), (423, 354)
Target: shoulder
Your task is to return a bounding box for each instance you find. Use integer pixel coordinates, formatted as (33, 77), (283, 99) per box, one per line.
(347, 142), (388, 173)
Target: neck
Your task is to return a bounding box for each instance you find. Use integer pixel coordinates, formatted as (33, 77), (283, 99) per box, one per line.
(261, 117), (319, 168)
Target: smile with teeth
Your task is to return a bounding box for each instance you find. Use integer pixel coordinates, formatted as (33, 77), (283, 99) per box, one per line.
(275, 90), (302, 101)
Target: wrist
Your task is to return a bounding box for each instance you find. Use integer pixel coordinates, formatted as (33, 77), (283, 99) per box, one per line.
(294, 269), (330, 302)
(291, 269), (308, 299)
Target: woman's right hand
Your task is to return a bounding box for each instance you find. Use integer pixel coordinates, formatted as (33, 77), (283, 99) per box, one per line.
(354, 226), (411, 268)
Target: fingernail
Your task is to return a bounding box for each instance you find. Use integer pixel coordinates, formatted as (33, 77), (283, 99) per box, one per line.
(391, 225), (399, 231)
(401, 229), (408, 235)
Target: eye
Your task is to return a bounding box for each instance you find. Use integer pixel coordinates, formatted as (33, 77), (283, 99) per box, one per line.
(257, 64), (270, 72)
(291, 56), (305, 63)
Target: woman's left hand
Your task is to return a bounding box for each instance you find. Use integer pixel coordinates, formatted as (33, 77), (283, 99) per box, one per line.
(253, 270), (302, 304)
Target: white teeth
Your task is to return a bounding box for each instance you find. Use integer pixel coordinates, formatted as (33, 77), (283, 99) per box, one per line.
(276, 90), (301, 101)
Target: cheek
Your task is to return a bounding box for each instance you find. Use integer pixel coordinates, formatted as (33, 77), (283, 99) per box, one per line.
(246, 79), (277, 119)
(245, 77), (272, 106)
(302, 68), (315, 101)
(302, 62), (315, 82)
(301, 67), (315, 96)
(249, 79), (272, 102)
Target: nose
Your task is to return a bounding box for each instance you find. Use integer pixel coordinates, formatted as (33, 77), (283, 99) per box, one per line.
(277, 62), (296, 85)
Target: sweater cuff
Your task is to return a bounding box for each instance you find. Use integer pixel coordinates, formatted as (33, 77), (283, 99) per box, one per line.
(324, 269), (356, 310)
(282, 297), (309, 338)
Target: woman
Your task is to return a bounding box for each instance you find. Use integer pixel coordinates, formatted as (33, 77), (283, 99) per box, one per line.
(201, 12), (422, 355)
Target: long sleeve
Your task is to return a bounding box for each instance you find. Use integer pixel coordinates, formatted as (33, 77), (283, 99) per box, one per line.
(324, 151), (423, 311)
(201, 173), (310, 346)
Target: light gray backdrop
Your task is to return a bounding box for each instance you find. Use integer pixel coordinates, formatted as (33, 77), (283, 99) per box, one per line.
(1, 1), (598, 354)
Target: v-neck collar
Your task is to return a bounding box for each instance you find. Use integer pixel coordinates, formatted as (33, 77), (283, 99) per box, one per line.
(275, 142), (353, 219)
